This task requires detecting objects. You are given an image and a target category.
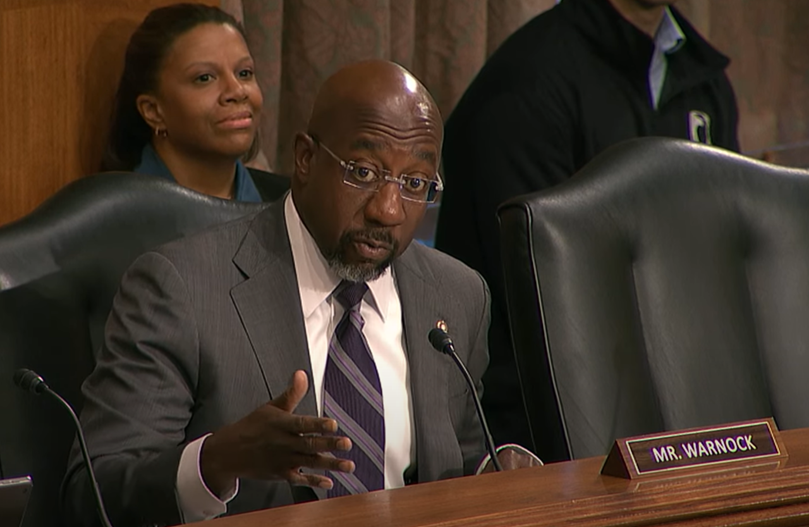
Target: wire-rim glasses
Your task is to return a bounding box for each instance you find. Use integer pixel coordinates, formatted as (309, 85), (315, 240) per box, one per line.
(310, 134), (444, 204)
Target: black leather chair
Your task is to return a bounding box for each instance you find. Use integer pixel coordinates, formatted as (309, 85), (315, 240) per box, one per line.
(0, 173), (272, 527)
(498, 138), (809, 463)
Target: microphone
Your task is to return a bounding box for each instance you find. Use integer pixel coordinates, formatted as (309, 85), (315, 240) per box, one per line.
(428, 328), (502, 472)
(13, 369), (47, 394)
(13, 368), (114, 527)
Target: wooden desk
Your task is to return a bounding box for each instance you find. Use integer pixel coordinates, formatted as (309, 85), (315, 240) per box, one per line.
(206, 428), (809, 527)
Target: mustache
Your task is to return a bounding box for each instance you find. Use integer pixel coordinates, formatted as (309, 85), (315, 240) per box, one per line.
(327, 228), (398, 282)
(343, 228), (396, 249)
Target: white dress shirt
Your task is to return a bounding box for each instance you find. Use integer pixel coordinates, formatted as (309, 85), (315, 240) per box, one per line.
(175, 194), (414, 522)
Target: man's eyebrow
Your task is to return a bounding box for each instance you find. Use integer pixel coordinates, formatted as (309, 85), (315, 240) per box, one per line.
(349, 139), (437, 163)
(349, 138), (386, 151)
(413, 149), (436, 163)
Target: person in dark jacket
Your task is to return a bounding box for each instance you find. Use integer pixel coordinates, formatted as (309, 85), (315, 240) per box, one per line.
(434, 0), (740, 453)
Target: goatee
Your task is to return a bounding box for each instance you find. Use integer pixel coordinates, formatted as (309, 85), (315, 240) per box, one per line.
(326, 228), (398, 283)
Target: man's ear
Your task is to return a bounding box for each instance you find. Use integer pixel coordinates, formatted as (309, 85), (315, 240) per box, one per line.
(293, 132), (316, 186)
(136, 94), (165, 132)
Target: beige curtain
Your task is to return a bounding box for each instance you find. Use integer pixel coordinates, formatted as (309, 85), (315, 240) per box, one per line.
(222, 0), (555, 174)
(224, 0), (809, 172)
(683, 0), (809, 165)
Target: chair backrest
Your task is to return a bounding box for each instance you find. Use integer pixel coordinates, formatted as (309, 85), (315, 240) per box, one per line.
(498, 138), (809, 463)
(0, 173), (268, 527)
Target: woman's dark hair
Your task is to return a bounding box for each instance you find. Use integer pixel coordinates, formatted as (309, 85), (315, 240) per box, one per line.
(103, 3), (259, 170)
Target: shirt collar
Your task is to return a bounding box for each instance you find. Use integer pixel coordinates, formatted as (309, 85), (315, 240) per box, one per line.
(232, 161), (262, 202)
(283, 194), (395, 322)
(655, 7), (686, 55)
(133, 144), (262, 203)
(133, 143), (173, 180)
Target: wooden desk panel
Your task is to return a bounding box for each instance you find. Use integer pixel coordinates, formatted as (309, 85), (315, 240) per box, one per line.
(204, 428), (809, 527)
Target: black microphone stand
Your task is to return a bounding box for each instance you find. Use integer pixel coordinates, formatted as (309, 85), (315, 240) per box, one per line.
(13, 369), (114, 527)
(428, 329), (503, 472)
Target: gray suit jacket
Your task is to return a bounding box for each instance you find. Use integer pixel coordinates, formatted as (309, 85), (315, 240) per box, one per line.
(64, 200), (490, 527)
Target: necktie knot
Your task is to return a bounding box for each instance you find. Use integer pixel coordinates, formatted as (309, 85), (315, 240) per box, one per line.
(335, 281), (368, 311)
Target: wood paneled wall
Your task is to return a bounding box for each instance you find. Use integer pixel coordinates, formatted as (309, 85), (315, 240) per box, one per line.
(0, 0), (216, 226)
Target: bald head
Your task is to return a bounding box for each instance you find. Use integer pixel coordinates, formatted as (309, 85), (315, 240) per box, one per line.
(292, 60), (443, 282)
(307, 60), (442, 148)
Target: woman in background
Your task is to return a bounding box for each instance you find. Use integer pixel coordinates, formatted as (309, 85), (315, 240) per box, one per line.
(104, 3), (287, 201)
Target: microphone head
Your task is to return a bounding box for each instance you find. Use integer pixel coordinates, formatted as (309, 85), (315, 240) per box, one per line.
(428, 327), (454, 354)
(13, 368), (47, 394)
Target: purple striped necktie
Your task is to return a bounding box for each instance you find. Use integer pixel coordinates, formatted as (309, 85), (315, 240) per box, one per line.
(324, 281), (385, 497)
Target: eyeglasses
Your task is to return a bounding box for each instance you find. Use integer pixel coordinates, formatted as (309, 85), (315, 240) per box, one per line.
(310, 135), (444, 204)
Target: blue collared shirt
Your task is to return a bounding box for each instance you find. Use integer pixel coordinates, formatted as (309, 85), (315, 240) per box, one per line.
(133, 144), (262, 202)
(648, 8), (686, 110)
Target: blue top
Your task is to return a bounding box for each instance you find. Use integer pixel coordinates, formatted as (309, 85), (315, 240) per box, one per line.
(133, 144), (262, 202)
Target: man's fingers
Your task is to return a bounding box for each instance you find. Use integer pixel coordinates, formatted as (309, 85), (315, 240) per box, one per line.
(279, 455), (354, 488)
(296, 435), (352, 455)
(287, 471), (334, 489)
(272, 370), (309, 413)
(294, 453), (355, 474)
(284, 413), (338, 435)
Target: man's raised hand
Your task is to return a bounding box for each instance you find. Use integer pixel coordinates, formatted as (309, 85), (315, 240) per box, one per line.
(201, 370), (354, 496)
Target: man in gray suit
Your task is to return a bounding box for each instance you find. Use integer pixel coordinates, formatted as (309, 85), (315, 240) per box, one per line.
(64, 60), (491, 526)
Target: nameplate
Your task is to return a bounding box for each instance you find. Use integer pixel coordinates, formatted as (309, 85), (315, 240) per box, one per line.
(601, 418), (787, 479)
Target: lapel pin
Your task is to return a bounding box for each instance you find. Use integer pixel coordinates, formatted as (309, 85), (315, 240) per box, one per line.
(435, 319), (448, 333)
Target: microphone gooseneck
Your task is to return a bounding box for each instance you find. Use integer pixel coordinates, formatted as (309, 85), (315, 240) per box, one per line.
(427, 328), (503, 472)
(13, 368), (114, 527)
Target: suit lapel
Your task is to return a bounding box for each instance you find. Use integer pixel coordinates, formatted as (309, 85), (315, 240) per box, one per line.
(229, 203), (317, 418)
(229, 202), (325, 500)
(394, 248), (458, 483)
